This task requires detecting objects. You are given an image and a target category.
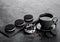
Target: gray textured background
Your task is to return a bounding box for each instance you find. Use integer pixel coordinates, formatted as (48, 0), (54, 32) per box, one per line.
(0, 0), (60, 42)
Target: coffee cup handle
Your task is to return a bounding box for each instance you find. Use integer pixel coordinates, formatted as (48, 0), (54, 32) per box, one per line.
(52, 17), (58, 25)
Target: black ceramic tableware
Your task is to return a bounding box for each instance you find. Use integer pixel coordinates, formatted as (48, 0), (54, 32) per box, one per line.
(36, 13), (58, 30)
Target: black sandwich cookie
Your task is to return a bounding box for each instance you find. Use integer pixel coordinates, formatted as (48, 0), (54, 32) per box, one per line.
(15, 19), (25, 28)
(24, 14), (33, 23)
(5, 24), (15, 33)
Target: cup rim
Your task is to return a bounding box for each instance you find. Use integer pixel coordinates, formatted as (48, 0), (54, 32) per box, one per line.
(39, 17), (53, 21)
(39, 13), (53, 21)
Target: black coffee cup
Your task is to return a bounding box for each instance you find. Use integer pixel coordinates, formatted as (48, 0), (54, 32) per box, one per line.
(37, 13), (58, 30)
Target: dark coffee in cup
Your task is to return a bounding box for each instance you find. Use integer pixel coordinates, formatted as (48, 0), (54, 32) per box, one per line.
(40, 17), (52, 21)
